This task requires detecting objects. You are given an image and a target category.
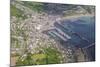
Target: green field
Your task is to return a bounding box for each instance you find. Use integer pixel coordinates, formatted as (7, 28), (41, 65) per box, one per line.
(16, 47), (63, 66)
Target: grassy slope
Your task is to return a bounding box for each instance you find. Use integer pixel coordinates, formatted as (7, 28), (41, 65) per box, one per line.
(16, 47), (62, 66)
(10, 4), (27, 19)
(22, 1), (44, 12)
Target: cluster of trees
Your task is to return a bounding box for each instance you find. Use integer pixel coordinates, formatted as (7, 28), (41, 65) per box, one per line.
(16, 47), (62, 66)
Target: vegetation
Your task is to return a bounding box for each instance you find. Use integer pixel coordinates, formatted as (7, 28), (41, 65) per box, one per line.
(16, 53), (34, 66)
(16, 47), (62, 66)
(44, 47), (62, 64)
(22, 1), (44, 13)
(10, 4), (27, 19)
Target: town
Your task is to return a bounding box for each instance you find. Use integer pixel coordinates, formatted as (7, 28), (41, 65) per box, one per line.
(10, 0), (95, 66)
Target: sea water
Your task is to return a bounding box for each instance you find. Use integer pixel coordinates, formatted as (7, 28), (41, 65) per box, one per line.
(61, 16), (95, 48)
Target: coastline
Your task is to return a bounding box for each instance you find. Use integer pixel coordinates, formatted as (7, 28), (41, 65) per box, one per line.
(61, 13), (95, 21)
